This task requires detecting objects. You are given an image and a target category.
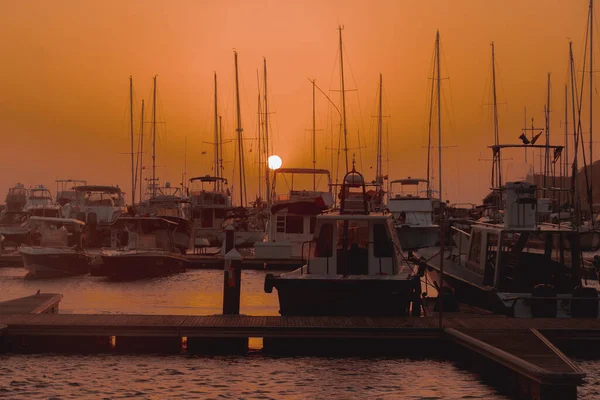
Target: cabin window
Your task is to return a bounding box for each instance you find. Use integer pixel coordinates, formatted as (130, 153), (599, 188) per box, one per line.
(373, 223), (393, 257)
(276, 216), (285, 233)
(200, 209), (213, 228)
(285, 216), (304, 234)
(215, 209), (227, 219)
(466, 230), (483, 274)
(483, 233), (499, 285)
(315, 223), (333, 257)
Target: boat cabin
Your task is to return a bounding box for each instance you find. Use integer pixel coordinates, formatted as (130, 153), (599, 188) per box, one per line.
(303, 168), (401, 276)
(456, 224), (581, 294)
(110, 217), (178, 252)
(256, 168), (333, 259)
(5, 183), (27, 212)
(73, 185), (125, 207)
(188, 176), (231, 229)
(387, 178), (433, 225)
(28, 217), (85, 248)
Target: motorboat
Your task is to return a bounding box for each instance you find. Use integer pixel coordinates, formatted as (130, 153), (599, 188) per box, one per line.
(4, 183), (27, 213)
(62, 185), (127, 246)
(386, 178), (439, 250)
(255, 168), (333, 261)
(188, 176), (231, 246)
(0, 211), (30, 250)
(264, 167), (422, 317)
(420, 181), (598, 318)
(24, 185), (61, 218)
(19, 217), (89, 278)
(136, 183), (192, 253)
(101, 217), (187, 279)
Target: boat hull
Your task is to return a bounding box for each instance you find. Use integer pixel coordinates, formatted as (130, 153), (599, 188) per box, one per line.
(579, 230), (600, 251)
(265, 272), (421, 316)
(101, 252), (187, 279)
(20, 246), (89, 278)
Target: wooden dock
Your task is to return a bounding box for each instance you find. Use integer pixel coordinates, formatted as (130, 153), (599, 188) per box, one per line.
(0, 293), (62, 314)
(0, 294), (596, 399)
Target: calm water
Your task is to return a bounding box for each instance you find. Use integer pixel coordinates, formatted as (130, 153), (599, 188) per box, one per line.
(0, 267), (596, 399)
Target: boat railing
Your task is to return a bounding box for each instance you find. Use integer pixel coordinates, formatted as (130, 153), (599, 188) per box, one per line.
(450, 226), (471, 266)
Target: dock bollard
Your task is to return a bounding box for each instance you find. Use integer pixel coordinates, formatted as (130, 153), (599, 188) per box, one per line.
(223, 248), (242, 315)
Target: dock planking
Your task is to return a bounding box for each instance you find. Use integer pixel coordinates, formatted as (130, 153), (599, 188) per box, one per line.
(0, 293), (62, 314)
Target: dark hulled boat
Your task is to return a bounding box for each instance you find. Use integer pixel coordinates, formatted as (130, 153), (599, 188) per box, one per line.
(264, 168), (422, 317)
(19, 217), (89, 278)
(421, 181), (598, 318)
(101, 217), (186, 280)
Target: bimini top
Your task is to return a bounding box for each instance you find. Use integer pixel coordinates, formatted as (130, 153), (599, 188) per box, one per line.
(189, 175), (228, 183)
(74, 185), (122, 193)
(390, 178), (428, 185)
(28, 216), (85, 226)
(274, 168), (331, 175)
(111, 216), (179, 229)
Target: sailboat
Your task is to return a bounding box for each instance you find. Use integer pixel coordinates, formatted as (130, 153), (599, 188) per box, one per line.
(134, 76), (193, 253)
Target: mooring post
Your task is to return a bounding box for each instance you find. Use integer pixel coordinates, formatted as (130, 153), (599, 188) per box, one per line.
(222, 225), (235, 256)
(223, 248), (242, 315)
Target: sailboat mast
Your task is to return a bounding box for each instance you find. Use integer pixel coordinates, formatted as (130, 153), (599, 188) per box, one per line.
(545, 73), (551, 189)
(426, 51), (436, 197)
(376, 73), (383, 185)
(129, 76), (135, 205)
(590, 0), (594, 209)
(219, 115), (224, 183)
(214, 72), (219, 187)
(257, 73), (262, 201)
(139, 99), (145, 201)
(263, 57), (271, 208)
(491, 42), (501, 188)
(312, 79), (317, 190)
(570, 41), (581, 227)
(234, 51), (246, 207)
(151, 75), (157, 198)
(435, 30), (445, 328)
(565, 84), (569, 203)
(339, 26), (349, 173)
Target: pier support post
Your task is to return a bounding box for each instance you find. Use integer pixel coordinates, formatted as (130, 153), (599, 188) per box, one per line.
(222, 225), (235, 256)
(223, 248), (242, 315)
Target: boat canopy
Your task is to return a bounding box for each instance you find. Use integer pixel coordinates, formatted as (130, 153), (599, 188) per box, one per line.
(74, 185), (122, 193)
(189, 175), (228, 183)
(390, 178), (428, 186)
(28, 216), (85, 226)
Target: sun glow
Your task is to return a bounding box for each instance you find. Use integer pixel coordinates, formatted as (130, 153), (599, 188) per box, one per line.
(268, 155), (282, 170)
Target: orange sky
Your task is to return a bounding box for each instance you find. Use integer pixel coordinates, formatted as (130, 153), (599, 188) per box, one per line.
(0, 0), (596, 204)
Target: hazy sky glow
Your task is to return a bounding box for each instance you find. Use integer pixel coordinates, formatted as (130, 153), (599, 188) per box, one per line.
(0, 0), (597, 204)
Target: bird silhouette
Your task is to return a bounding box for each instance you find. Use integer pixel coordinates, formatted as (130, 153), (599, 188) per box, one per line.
(519, 133), (530, 145)
(531, 131), (543, 145)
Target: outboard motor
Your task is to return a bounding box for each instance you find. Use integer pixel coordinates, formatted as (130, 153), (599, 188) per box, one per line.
(531, 284), (557, 318)
(571, 286), (599, 318)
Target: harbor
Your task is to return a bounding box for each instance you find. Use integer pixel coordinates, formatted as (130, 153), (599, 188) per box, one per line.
(4, 1), (600, 399)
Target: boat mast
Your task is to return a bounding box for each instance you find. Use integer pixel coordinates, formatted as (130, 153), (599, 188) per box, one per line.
(151, 75), (157, 198)
(590, 0), (594, 211)
(376, 73), (383, 186)
(257, 72), (262, 201)
(491, 42), (501, 188)
(565, 84), (569, 205)
(214, 72), (220, 189)
(570, 41), (581, 227)
(234, 51), (246, 207)
(312, 79), (317, 190)
(436, 30), (445, 328)
(219, 115), (224, 184)
(426, 50), (436, 197)
(129, 76), (135, 205)
(139, 99), (145, 202)
(544, 73), (551, 190)
(339, 26), (349, 173)
(263, 57), (271, 209)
